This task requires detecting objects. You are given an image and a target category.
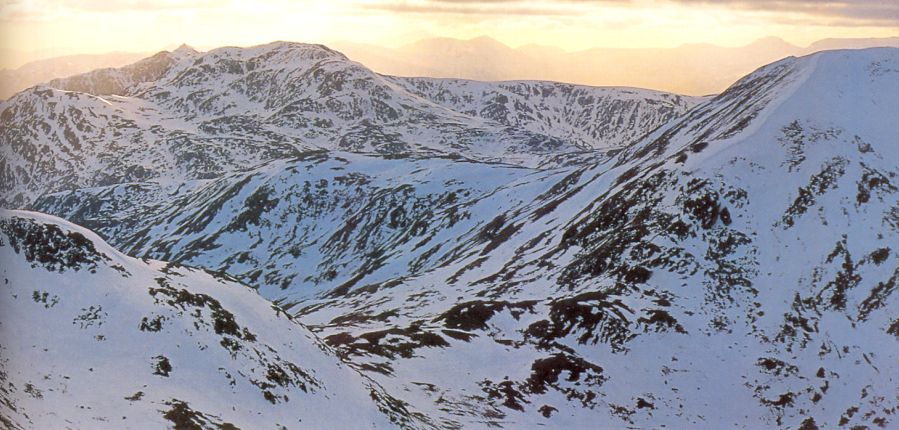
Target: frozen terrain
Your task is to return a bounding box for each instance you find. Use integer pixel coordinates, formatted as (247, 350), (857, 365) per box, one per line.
(0, 210), (424, 429)
(1, 45), (898, 429)
(0, 42), (699, 208)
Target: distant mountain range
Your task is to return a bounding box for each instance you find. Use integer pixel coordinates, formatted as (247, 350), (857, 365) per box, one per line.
(0, 51), (148, 99)
(0, 41), (699, 207)
(3, 36), (898, 100)
(332, 36), (899, 95)
(2, 42), (898, 429)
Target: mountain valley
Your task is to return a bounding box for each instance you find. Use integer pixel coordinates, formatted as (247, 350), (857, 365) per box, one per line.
(1, 42), (898, 429)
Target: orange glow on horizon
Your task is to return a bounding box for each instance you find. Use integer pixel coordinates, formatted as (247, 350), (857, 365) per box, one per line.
(0, 0), (896, 69)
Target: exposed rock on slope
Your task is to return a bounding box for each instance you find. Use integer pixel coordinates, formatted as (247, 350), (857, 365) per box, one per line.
(34, 151), (551, 302)
(0, 210), (428, 429)
(4, 45), (899, 429)
(288, 48), (899, 429)
(0, 51), (147, 100)
(392, 77), (698, 150)
(0, 41), (700, 207)
(27, 48), (899, 429)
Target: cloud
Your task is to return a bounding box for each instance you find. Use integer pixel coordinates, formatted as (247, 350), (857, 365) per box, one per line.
(0, 0), (240, 22)
(361, 3), (569, 16)
(356, 0), (626, 16)
(357, 0), (899, 26)
(73, 0), (231, 11)
(666, 0), (899, 26)
(0, 0), (230, 15)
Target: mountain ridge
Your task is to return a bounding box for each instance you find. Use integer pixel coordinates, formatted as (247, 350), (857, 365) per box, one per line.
(0, 41), (700, 207)
(17, 46), (899, 429)
(2, 45), (898, 429)
(0, 209), (429, 429)
(333, 35), (899, 95)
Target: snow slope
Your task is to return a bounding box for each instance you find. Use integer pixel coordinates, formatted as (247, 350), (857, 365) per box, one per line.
(34, 151), (553, 302)
(0, 210), (429, 429)
(0, 41), (699, 208)
(393, 77), (698, 151)
(0, 51), (148, 100)
(281, 47), (898, 429)
(6, 47), (899, 429)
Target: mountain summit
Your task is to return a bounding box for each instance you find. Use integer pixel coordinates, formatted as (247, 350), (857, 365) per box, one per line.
(0, 210), (402, 429)
(0, 41), (699, 207)
(1, 44), (897, 429)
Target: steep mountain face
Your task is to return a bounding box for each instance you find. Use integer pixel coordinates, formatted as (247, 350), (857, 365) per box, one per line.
(393, 77), (698, 151)
(24, 48), (899, 429)
(290, 48), (898, 429)
(0, 210), (426, 429)
(45, 45), (199, 97)
(0, 51), (147, 100)
(0, 41), (698, 208)
(34, 151), (552, 302)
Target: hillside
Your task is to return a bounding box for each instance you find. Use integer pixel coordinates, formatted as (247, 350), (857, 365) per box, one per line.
(0, 51), (147, 100)
(18, 47), (899, 428)
(0, 41), (699, 208)
(0, 210), (423, 429)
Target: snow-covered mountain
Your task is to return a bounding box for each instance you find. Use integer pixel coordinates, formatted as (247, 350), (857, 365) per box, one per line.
(334, 36), (899, 96)
(0, 210), (425, 429)
(19, 47), (899, 429)
(0, 51), (147, 100)
(0, 41), (699, 208)
(393, 78), (696, 151)
(34, 151), (547, 302)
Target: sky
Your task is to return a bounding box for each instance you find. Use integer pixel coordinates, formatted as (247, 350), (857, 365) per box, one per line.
(1, 0), (898, 67)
